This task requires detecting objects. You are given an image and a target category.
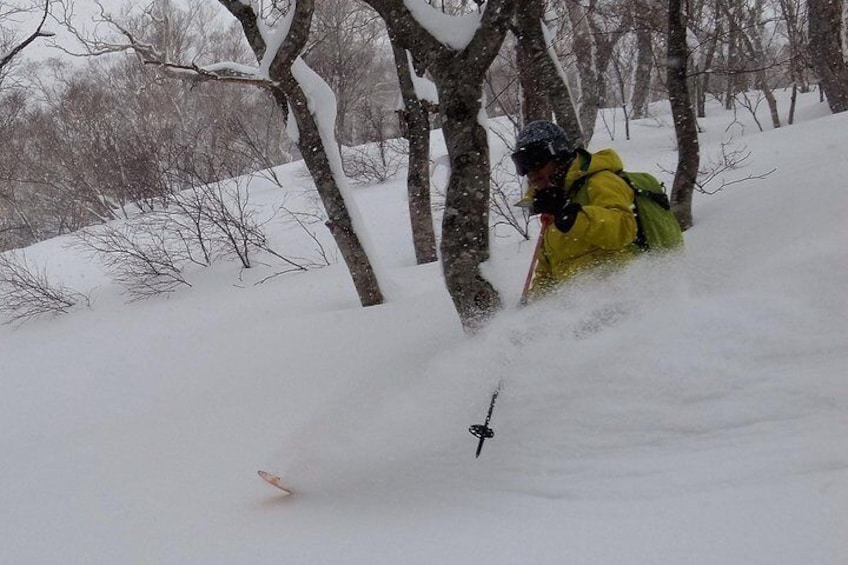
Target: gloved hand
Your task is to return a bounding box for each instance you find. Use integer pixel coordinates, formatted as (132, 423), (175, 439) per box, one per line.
(531, 188), (582, 233)
(530, 186), (567, 216)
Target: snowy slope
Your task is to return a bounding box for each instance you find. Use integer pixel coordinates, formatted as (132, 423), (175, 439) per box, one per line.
(1, 92), (847, 564)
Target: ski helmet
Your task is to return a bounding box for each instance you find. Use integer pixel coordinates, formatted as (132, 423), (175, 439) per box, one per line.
(511, 121), (575, 176)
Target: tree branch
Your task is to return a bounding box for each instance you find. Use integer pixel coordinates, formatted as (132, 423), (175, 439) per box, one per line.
(0, 0), (54, 72)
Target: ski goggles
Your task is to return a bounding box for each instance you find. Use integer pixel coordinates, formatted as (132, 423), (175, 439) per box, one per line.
(511, 141), (558, 176)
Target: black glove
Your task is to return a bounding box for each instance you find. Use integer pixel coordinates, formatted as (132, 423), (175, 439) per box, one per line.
(530, 187), (567, 216)
(531, 188), (582, 233)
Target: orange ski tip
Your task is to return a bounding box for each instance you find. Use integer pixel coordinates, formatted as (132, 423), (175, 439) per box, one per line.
(258, 470), (293, 496)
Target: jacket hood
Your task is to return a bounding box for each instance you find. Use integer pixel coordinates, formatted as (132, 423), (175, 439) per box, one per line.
(516, 148), (625, 207)
(565, 148), (624, 186)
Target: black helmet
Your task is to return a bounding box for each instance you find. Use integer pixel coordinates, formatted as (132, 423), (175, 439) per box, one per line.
(511, 121), (575, 176)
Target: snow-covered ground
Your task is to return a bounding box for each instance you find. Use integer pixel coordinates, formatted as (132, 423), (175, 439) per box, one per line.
(2, 91), (847, 564)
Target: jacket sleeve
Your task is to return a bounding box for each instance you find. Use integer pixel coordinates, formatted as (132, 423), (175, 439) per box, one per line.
(550, 171), (637, 252)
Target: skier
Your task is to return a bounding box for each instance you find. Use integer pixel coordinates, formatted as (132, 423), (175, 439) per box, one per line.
(512, 121), (639, 299)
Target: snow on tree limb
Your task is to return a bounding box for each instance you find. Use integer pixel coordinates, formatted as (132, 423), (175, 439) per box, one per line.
(405, 51), (437, 106)
(401, 0), (483, 51)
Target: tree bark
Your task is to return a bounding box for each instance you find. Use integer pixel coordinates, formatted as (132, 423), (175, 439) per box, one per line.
(808, 0), (848, 113)
(281, 71), (383, 305)
(515, 0), (551, 123)
(220, 0), (383, 306)
(561, 1), (623, 144)
(565, 0), (600, 142)
(389, 41), (438, 265)
(721, 0), (781, 128)
(667, 0), (699, 230)
(630, 28), (653, 120)
(364, 0), (514, 331)
(514, 0), (584, 145)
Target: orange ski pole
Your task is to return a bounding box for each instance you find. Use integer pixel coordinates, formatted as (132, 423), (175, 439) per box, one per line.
(519, 216), (550, 306)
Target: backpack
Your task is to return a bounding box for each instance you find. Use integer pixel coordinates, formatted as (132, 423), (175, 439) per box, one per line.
(570, 149), (683, 251)
(617, 171), (685, 251)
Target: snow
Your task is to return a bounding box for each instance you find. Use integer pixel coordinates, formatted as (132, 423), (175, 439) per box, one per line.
(402, 0), (483, 51)
(290, 56), (395, 298)
(1, 90), (847, 564)
(406, 50), (439, 105)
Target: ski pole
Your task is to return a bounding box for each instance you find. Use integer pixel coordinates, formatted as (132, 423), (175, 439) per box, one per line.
(518, 216), (550, 307)
(469, 380), (503, 458)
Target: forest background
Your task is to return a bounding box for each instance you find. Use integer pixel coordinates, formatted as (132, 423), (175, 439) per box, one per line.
(2, 0), (848, 329)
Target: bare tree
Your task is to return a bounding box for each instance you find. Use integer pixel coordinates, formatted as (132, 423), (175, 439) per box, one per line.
(0, 0), (53, 80)
(807, 0), (848, 113)
(305, 0), (392, 145)
(364, 0), (517, 332)
(556, 0), (625, 143)
(667, 0), (699, 230)
(718, 0), (781, 128)
(60, 0), (384, 306)
(512, 0), (583, 143)
(776, 0), (810, 124)
(389, 39), (438, 265)
(626, 0), (665, 121)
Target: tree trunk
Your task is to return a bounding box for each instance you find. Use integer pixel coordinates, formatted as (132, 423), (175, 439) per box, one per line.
(696, 14), (721, 118)
(219, 0), (384, 307)
(808, 0), (848, 113)
(630, 28), (653, 120)
(724, 0), (781, 128)
(389, 42), (438, 265)
(667, 0), (699, 230)
(279, 75), (384, 306)
(514, 0), (584, 145)
(363, 0), (514, 332)
(436, 73), (501, 331)
(749, 11), (781, 128)
(515, 0), (551, 123)
(724, 32), (740, 110)
(565, 1), (599, 142)
(516, 31), (552, 123)
(562, 1), (622, 144)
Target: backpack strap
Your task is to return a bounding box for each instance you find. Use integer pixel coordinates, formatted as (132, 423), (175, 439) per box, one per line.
(563, 148), (594, 197)
(616, 172), (672, 211)
(576, 147), (593, 173)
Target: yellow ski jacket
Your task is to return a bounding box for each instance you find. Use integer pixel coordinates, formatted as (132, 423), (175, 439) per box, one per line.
(527, 149), (639, 297)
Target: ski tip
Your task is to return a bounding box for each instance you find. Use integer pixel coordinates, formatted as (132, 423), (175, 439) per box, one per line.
(258, 470), (293, 496)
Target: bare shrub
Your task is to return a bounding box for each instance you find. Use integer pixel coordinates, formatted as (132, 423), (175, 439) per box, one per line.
(74, 172), (326, 300)
(487, 125), (531, 240)
(489, 154), (531, 240)
(695, 139), (776, 194)
(0, 252), (89, 325)
(75, 221), (191, 301)
(342, 101), (407, 185)
(342, 138), (408, 185)
(178, 178), (311, 271)
(656, 137), (776, 195)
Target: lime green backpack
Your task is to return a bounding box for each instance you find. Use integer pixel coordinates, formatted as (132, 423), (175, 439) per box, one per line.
(617, 171), (684, 251)
(571, 149), (683, 251)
